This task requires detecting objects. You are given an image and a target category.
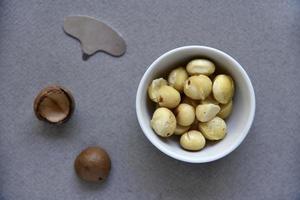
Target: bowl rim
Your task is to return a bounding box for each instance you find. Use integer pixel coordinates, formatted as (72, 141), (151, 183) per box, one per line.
(136, 45), (256, 163)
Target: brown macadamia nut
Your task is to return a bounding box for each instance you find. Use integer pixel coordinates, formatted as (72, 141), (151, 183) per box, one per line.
(74, 146), (111, 182)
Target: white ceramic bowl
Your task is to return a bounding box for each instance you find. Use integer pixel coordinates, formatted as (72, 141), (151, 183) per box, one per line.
(136, 46), (255, 163)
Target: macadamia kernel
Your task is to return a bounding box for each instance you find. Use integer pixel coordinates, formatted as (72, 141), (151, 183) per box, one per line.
(199, 117), (227, 140)
(184, 75), (212, 100)
(213, 75), (234, 104)
(174, 124), (191, 135)
(196, 103), (220, 122)
(174, 103), (195, 126)
(182, 96), (199, 108)
(186, 59), (215, 76)
(218, 100), (233, 119)
(180, 130), (206, 151)
(157, 85), (181, 108)
(168, 67), (188, 92)
(151, 107), (176, 137)
(148, 78), (167, 102)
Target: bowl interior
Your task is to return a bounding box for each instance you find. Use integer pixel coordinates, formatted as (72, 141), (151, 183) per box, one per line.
(137, 46), (255, 163)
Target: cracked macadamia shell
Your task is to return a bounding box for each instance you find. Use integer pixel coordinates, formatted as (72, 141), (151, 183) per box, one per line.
(34, 85), (75, 124)
(74, 146), (111, 182)
(151, 107), (176, 137)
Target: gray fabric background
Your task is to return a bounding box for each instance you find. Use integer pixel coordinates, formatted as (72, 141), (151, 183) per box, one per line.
(0, 1), (299, 199)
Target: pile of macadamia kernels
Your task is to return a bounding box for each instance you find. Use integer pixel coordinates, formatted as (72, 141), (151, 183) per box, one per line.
(148, 59), (235, 151)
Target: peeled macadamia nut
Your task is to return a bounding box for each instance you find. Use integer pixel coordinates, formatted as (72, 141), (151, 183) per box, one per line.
(151, 107), (176, 137)
(213, 75), (234, 104)
(174, 124), (191, 135)
(34, 85), (75, 124)
(180, 130), (206, 151)
(168, 67), (188, 92)
(148, 78), (168, 102)
(74, 146), (111, 182)
(184, 75), (212, 100)
(186, 59), (215, 76)
(199, 117), (227, 140)
(174, 103), (195, 126)
(157, 85), (181, 108)
(201, 95), (219, 105)
(196, 103), (221, 122)
(182, 96), (199, 108)
(218, 100), (233, 119)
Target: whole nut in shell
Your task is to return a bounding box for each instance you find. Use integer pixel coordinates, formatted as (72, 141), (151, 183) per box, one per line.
(180, 130), (206, 151)
(74, 146), (111, 182)
(174, 103), (195, 126)
(148, 78), (168, 102)
(196, 103), (221, 122)
(34, 85), (75, 124)
(168, 67), (188, 92)
(212, 75), (234, 104)
(186, 59), (215, 76)
(183, 75), (212, 100)
(218, 100), (233, 119)
(151, 107), (176, 137)
(199, 117), (227, 140)
(157, 85), (181, 109)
